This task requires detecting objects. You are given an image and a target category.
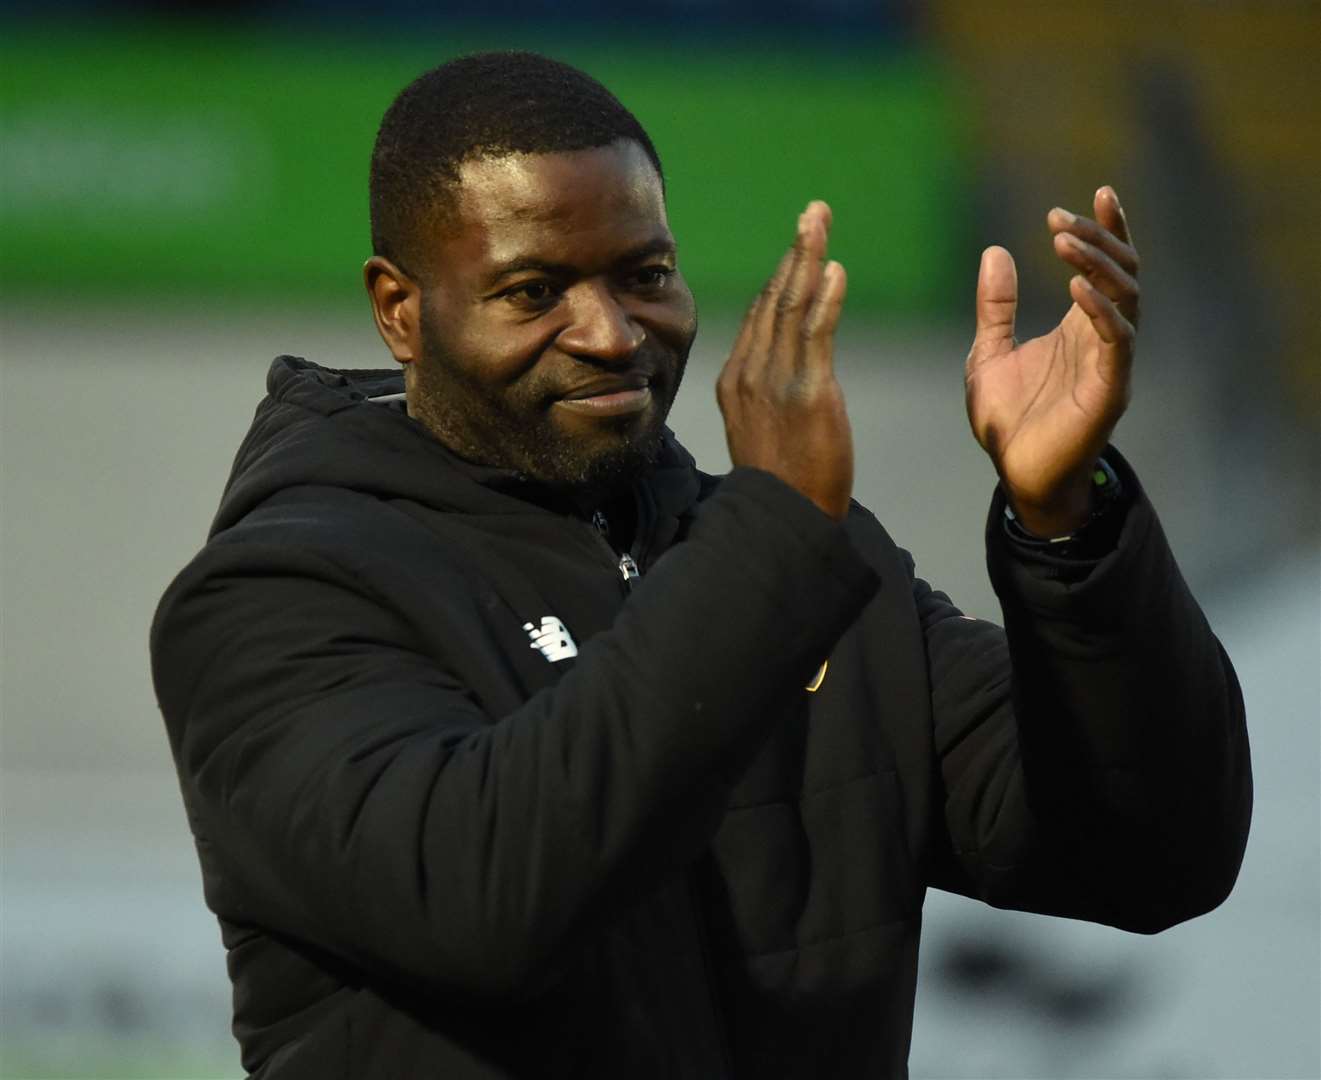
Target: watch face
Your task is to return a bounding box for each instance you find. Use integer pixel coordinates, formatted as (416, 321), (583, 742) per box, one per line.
(1093, 456), (1124, 501)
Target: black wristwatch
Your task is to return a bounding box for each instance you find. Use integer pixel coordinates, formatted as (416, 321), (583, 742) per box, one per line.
(1002, 457), (1126, 558)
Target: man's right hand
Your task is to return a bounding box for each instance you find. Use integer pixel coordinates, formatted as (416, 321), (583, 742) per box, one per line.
(717, 201), (854, 521)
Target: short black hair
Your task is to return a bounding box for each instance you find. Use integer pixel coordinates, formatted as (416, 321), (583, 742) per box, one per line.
(369, 51), (664, 280)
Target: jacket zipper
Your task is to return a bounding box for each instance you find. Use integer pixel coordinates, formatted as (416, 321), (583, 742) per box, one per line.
(591, 510), (640, 593)
(598, 507), (729, 1072)
(617, 552), (640, 588)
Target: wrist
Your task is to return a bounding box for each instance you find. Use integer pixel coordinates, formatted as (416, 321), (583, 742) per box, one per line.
(1003, 457), (1127, 554)
(1004, 473), (1094, 539)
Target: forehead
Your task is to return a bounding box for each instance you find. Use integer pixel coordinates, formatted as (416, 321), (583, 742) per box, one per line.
(442, 141), (670, 270)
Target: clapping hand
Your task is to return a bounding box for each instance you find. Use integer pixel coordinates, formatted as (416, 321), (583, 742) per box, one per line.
(718, 201), (853, 521)
(965, 186), (1140, 537)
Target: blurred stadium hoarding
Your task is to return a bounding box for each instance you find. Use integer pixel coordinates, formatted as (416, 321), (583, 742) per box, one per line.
(0, 23), (972, 316)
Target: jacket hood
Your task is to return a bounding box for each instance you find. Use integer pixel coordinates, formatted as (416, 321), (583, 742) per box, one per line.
(210, 356), (700, 539)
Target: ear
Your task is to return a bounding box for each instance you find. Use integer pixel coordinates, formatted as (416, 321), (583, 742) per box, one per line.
(364, 256), (422, 365)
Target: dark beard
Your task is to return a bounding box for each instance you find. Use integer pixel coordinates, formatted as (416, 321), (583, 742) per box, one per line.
(500, 421), (667, 492)
(413, 310), (679, 494)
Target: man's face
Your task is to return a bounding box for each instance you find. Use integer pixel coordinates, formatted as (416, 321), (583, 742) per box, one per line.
(408, 139), (697, 493)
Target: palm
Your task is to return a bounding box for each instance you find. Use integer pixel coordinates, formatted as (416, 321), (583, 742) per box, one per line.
(964, 189), (1140, 533)
(967, 302), (1124, 507)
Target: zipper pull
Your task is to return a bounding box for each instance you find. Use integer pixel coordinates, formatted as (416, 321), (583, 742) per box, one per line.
(618, 552), (640, 589)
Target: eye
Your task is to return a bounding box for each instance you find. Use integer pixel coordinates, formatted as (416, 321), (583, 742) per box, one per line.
(628, 266), (672, 290)
(503, 280), (561, 308)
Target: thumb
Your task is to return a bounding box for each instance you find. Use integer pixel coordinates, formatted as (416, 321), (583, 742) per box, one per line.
(971, 246), (1017, 359)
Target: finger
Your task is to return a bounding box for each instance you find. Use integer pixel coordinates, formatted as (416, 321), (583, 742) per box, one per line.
(1069, 274), (1135, 351)
(733, 201), (831, 392)
(734, 215), (809, 381)
(732, 244), (796, 387)
(1053, 232), (1140, 322)
(970, 246), (1017, 363)
(770, 201), (830, 356)
(1094, 185), (1134, 247)
(729, 264), (778, 361)
(723, 261), (783, 381)
(1047, 205), (1139, 277)
(801, 260), (848, 378)
(718, 294), (760, 408)
(763, 243), (799, 305)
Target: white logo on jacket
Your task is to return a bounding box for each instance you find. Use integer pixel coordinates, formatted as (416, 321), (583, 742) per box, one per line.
(523, 617), (578, 662)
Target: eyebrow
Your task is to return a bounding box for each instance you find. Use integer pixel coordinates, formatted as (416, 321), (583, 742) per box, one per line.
(482, 237), (677, 287)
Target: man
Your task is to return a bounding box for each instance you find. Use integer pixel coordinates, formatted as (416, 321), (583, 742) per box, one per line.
(151, 51), (1251, 1078)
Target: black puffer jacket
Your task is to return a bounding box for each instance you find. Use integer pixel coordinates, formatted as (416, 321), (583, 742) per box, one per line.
(150, 357), (1251, 1078)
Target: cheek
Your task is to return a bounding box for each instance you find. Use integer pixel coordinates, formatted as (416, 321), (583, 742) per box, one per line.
(661, 281), (698, 344)
(445, 316), (552, 386)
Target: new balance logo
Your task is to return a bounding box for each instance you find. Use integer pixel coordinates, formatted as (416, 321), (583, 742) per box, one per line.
(523, 616), (578, 663)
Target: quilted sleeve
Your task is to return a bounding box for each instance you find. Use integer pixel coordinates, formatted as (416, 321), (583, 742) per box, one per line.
(920, 450), (1251, 933)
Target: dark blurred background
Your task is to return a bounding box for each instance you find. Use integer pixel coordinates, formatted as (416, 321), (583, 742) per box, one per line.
(2, 2), (1317, 1077)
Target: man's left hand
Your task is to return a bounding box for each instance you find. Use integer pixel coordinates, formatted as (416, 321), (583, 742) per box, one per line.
(965, 186), (1140, 538)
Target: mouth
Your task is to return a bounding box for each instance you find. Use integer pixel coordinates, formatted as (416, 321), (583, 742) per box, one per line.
(553, 374), (654, 418)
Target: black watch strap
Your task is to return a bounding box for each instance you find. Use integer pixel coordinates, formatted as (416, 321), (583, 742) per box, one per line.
(1003, 457), (1127, 559)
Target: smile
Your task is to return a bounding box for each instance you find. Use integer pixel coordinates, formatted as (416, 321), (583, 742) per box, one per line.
(553, 386), (653, 417)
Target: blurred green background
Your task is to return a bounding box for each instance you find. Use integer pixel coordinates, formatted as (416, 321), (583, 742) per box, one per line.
(1, 24), (971, 314)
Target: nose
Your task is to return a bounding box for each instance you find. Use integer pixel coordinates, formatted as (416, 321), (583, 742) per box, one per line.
(555, 282), (645, 364)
